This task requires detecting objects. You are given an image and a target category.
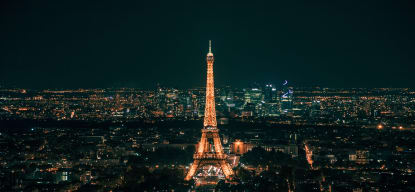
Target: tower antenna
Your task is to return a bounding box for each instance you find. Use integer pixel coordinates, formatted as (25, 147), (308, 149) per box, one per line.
(209, 40), (212, 53)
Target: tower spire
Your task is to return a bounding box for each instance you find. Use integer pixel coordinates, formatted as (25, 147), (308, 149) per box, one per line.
(209, 40), (212, 53)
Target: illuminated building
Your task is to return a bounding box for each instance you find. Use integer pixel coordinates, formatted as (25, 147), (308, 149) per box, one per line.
(230, 140), (249, 155)
(264, 84), (277, 103)
(244, 87), (263, 105)
(243, 86), (264, 116)
(264, 84), (279, 116)
(280, 80), (293, 114)
(185, 41), (234, 181)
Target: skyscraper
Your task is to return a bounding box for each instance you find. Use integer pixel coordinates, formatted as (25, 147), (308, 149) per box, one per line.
(280, 80), (293, 114)
(264, 84), (277, 103)
(264, 84), (279, 116)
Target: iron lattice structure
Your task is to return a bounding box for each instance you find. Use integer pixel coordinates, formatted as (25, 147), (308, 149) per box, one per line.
(185, 41), (234, 181)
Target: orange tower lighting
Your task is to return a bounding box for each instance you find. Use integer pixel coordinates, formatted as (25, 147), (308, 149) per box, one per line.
(185, 41), (234, 181)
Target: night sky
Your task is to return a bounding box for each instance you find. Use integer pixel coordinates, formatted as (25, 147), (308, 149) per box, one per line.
(1, 0), (415, 89)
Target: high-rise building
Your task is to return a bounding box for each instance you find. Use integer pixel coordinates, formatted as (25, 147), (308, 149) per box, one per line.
(280, 80), (293, 114)
(264, 84), (279, 116)
(264, 84), (277, 103)
(244, 87), (263, 105)
(243, 85), (264, 116)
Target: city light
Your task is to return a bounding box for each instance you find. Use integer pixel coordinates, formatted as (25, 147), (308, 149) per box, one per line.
(1, 0), (414, 191)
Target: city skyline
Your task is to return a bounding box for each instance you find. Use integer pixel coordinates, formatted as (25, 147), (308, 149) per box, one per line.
(1, 82), (414, 191)
(1, 0), (415, 89)
(2, 1), (415, 191)
(1, 50), (413, 189)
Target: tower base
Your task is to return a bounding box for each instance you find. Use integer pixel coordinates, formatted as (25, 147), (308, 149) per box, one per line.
(185, 159), (234, 181)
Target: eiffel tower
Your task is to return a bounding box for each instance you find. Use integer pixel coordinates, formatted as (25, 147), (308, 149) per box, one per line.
(185, 41), (234, 181)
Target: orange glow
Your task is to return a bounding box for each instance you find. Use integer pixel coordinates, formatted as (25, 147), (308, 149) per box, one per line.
(304, 143), (314, 170)
(45, 168), (58, 172)
(203, 40), (217, 127)
(377, 124), (383, 129)
(185, 41), (233, 181)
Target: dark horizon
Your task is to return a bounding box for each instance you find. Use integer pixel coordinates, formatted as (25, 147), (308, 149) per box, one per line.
(1, 0), (415, 89)
(2, 83), (415, 90)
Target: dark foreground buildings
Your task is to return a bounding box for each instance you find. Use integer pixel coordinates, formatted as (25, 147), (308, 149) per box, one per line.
(1, 86), (415, 191)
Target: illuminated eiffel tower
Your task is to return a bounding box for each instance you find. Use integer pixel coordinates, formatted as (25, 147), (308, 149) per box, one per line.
(185, 41), (234, 181)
